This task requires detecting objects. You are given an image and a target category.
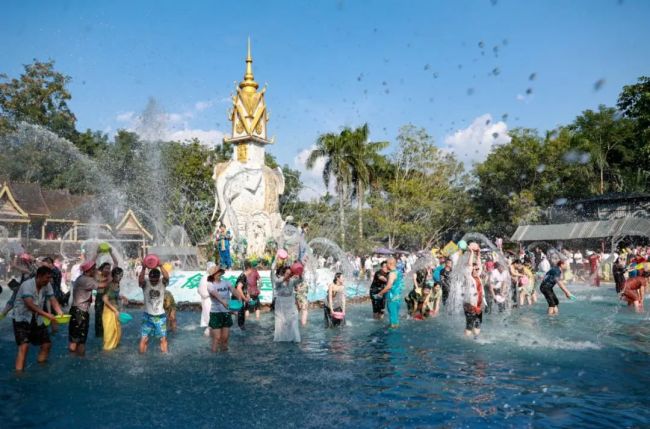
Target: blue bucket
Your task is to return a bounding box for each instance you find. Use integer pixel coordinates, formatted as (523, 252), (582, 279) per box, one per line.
(119, 312), (133, 324)
(229, 300), (243, 311)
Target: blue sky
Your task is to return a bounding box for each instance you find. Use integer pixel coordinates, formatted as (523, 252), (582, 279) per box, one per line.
(2, 0), (649, 197)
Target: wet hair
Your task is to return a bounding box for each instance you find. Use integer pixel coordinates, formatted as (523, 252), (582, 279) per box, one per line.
(380, 260), (388, 267)
(244, 260), (252, 270)
(149, 268), (161, 278)
(302, 223), (309, 229)
(41, 256), (54, 264)
(111, 267), (124, 278)
(333, 272), (343, 283)
(36, 266), (53, 277)
(207, 274), (215, 282)
(557, 260), (565, 267)
(276, 266), (290, 277)
(98, 262), (111, 271)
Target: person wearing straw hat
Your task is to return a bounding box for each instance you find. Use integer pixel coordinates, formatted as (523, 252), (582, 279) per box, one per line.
(11, 266), (64, 371)
(207, 266), (244, 351)
(69, 257), (111, 356)
(138, 261), (170, 354)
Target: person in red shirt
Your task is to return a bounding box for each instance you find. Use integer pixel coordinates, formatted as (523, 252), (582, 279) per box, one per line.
(588, 252), (601, 287)
(621, 273), (648, 313)
(245, 261), (261, 320)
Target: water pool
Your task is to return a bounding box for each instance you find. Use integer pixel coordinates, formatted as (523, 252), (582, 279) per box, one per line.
(1, 283), (649, 428)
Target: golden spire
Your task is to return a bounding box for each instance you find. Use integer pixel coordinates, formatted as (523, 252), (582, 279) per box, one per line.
(239, 37), (259, 93)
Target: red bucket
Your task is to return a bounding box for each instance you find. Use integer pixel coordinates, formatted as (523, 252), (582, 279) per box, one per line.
(143, 254), (160, 269)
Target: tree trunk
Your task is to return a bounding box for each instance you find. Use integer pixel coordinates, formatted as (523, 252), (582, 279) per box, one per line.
(357, 181), (363, 247)
(338, 182), (345, 250)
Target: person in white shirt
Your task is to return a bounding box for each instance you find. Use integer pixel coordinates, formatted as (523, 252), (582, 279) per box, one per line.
(138, 262), (170, 354)
(198, 262), (215, 336)
(364, 257), (374, 280)
(489, 263), (508, 313)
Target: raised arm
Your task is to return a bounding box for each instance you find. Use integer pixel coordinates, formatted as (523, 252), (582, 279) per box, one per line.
(109, 247), (119, 268)
(138, 262), (146, 288)
(160, 263), (169, 282)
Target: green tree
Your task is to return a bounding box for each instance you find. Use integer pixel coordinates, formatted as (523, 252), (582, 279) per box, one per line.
(346, 123), (389, 247)
(617, 76), (650, 143)
(570, 105), (634, 194)
(162, 139), (215, 244)
(368, 125), (471, 249)
(617, 76), (650, 190)
(75, 129), (109, 157)
(0, 59), (76, 140)
(306, 128), (356, 249)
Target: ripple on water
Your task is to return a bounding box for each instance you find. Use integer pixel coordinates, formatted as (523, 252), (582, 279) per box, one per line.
(1, 289), (650, 427)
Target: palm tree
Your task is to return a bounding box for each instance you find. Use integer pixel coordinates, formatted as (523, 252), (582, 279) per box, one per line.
(347, 124), (389, 246)
(306, 129), (354, 248)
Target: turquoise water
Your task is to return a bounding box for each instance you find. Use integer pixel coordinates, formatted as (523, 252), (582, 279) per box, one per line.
(1, 283), (649, 428)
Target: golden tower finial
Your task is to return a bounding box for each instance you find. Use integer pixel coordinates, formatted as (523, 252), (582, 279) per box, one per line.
(240, 37), (258, 93)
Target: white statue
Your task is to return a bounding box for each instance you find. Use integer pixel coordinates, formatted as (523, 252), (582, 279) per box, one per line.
(211, 40), (284, 257)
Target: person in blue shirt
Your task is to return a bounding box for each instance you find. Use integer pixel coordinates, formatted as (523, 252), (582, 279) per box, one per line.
(215, 224), (233, 269)
(539, 260), (573, 316)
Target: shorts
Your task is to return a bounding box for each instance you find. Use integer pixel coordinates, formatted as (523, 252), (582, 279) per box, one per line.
(141, 313), (168, 338)
(540, 285), (559, 307)
(13, 320), (51, 346)
(464, 309), (482, 330)
(209, 312), (233, 329)
(370, 292), (385, 314)
(69, 306), (90, 344)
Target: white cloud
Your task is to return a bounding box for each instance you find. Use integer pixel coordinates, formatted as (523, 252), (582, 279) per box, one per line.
(194, 100), (213, 111)
(166, 128), (225, 146)
(443, 114), (511, 168)
(116, 111), (135, 122)
(293, 145), (335, 201)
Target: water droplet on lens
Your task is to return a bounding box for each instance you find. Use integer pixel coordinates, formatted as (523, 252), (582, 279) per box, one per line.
(526, 88), (533, 95)
(529, 73), (536, 81)
(593, 79), (606, 91)
(467, 88), (475, 95)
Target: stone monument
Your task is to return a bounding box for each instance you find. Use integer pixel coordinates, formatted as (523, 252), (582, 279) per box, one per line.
(212, 39), (285, 257)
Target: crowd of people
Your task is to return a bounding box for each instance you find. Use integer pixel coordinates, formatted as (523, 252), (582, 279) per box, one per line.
(1, 237), (649, 371)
